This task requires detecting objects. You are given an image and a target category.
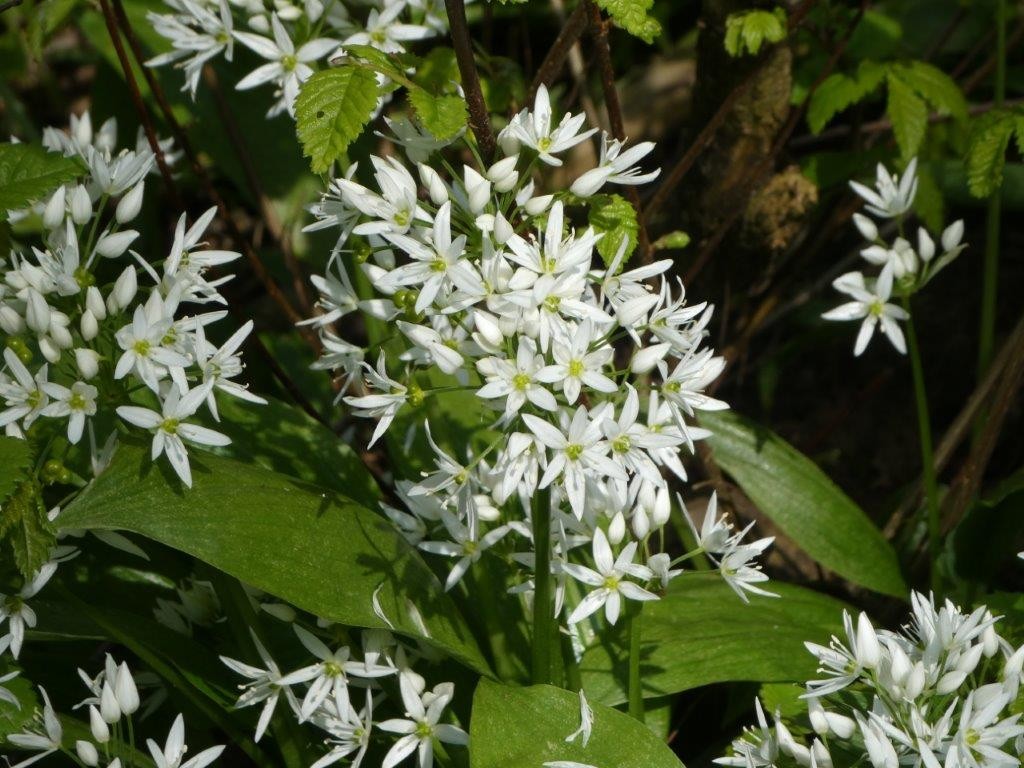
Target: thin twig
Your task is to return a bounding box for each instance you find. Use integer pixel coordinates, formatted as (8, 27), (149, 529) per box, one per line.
(445, 0), (496, 161)
(0, 0), (23, 13)
(98, 0), (181, 209)
(526, 2), (590, 104)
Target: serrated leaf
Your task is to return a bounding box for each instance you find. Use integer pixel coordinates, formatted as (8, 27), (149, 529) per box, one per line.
(342, 44), (419, 84)
(588, 193), (638, 267)
(806, 61), (886, 134)
(4, 478), (55, 578)
(414, 47), (460, 91)
(699, 410), (907, 597)
(408, 90), (468, 140)
(470, 680), (683, 768)
(0, 142), (82, 212)
(295, 67), (379, 174)
(966, 110), (1015, 198)
(886, 71), (928, 160)
(595, 0), (662, 44)
(0, 436), (32, 512)
(892, 60), (967, 122)
(724, 8), (788, 57)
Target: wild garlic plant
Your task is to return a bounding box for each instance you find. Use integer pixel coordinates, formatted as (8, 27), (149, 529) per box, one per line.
(1, 111), (264, 489)
(719, 593), (1024, 768)
(301, 82), (775, 689)
(147, 0), (450, 116)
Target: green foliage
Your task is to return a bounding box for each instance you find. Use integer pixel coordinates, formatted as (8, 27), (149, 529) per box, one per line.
(57, 442), (492, 675)
(965, 109), (1022, 198)
(724, 8), (788, 57)
(699, 410), (907, 597)
(886, 71), (928, 160)
(0, 142), (82, 213)
(1, 478), (54, 579)
(580, 575), (846, 705)
(295, 67), (380, 173)
(807, 61), (886, 134)
(890, 61), (967, 122)
(588, 193), (638, 267)
(470, 680), (683, 768)
(408, 91), (468, 140)
(0, 435), (32, 508)
(595, 0), (662, 44)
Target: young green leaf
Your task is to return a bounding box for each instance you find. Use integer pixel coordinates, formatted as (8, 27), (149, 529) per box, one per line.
(0, 142), (82, 212)
(470, 680), (683, 768)
(806, 61), (886, 134)
(699, 410), (906, 597)
(295, 67), (379, 173)
(891, 61), (967, 122)
(0, 435), (32, 510)
(588, 193), (638, 267)
(595, 0), (662, 44)
(724, 8), (788, 57)
(965, 110), (1016, 198)
(886, 71), (928, 160)
(3, 478), (55, 579)
(408, 90), (468, 140)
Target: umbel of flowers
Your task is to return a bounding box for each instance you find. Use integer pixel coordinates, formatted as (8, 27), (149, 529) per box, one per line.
(301, 82), (775, 657)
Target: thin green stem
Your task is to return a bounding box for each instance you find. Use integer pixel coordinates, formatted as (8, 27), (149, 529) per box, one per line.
(977, 0), (1007, 435)
(627, 604), (644, 722)
(903, 297), (940, 591)
(531, 486), (553, 685)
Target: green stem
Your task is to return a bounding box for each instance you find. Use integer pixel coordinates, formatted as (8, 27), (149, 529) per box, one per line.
(531, 486), (553, 685)
(903, 298), (940, 591)
(627, 604), (644, 722)
(976, 0), (1006, 434)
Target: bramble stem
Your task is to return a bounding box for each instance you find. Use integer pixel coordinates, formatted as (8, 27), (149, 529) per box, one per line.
(444, 0), (496, 161)
(531, 486), (553, 684)
(903, 297), (940, 591)
(627, 604), (645, 721)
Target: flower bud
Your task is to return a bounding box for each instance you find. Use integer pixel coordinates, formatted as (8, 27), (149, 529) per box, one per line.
(418, 164), (448, 206)
(852, 213), (878, 241)
(109, 266), (137, 313)
(261, 602), (297, 622)
(570, 167), (612, 199)
(95, 230), (138, 259)
(38, 336), (60, 363)
(942, 219), (964, 252)
(0, 306), (24, 334)
(631, 507), (650, 539)
(493, 211), (513, 245)
(86, 286), (107, 320)
(936, 669), (967, 695)
(75, 348), (100, 379)
(608, 511), (626, 545)
(487, 155), (519, 193)
(826, 712), (855, 740)
(463, 167), (491, 214)
(631, 343), (670, 374)
(955, 643), (984, 676)
(498, 129), (521, 157)
(811, 739), (833, 768)
(43, 185), (66, 229)
(81, 309), (99, 341)
(808, 698), (830, 735)
(917, 227), (935, 262)
(50, 322), (73, 349)
(982, 621), (999, 658)
(524, 194), (553, 216)
(651, 487), (670, 527)
(100, 680), (121, 723)
(115, 662), (140, 715)
(116, 180), (145, 224)
(76, 740), (99, 766)
(855, 613), (881, 669)
(89, 705), (110, 743)
(905, 662), (925, 699)
(70, 185), (92, 225)
(472, 310), (503, 349)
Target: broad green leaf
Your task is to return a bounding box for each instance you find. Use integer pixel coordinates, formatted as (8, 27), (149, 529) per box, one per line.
(57, 443), (491, 675)
(886, 71), (928, 160)
(580, 574), (846, 705)
(414, 47), (461, 92)
(588, 193), (638, 267)
(342, 44), (420, 84)
(892, 61), (967, 122)
(0, 436), (32, 509)
(0, 142), (82, 212)
(699, 410), (906, 597)
(470, 680), (684, 768)
(408, 90), (468, 140)
(806, 61), (886, 134)
(966, 110), (1016, 198)
(724, 9), (788, 57)
(295, 67), (379, 173)
(3, 478), (55, 578)
(0, 664), (35, 739)
(595, 0), (662, 44)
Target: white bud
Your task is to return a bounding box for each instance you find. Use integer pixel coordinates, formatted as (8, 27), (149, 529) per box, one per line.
(855, 613), (881, 669)
(608, 511), (626, 545)
(43, 185), (67, 229)
(0, 306), (24, 334)
(95, 230), (138, 259)
(261, 602), (297, 622)
(498, 129), (521, 157)
(651, 487), (670, 527)
(917, 227), (935, 262)
(811, 739), (833, 768)
(1004, 646), (1024, 678)
(888, 643), (911, 684)
(942, 219), (965, 252)
(982, 621), (999, 658)
(825, 712), (855, 740)
(852, 212), (878, 241)
(808, 698), (829, 735)
(905, 662), (926, 699)
(524, 194), (554, 216)
(70, 185), (93, 225)
(115, 180), (145, 223)
(936, 669), (967, 695)
(493, 211), (514, 245)
(486, 154), (518, 183)
(76, 740), (99, 766)
(631, 342), (670, 374)
(50, 322), (73, 349)
(38, 336), (60, 363)
(472, 310), (504, 349)
(75, 348), (100, 379)
(25, 289), (50, 334)
(570, 167), (612, 198)
(463, 167), (491, 214)
(418, 164), (448, 205)
(80, 309), (99, 341)
(955, 644), (984, 676)
(100, 681), (121, 723)
(631, 507), (650, 539)
(115, 662), (140, 715)
(89, 705), (110, 743)
(109, 266), (137, 312)
(86, 286), (107, 320)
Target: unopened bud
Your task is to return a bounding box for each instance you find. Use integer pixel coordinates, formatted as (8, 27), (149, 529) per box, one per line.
(76, 740), (99, 766)
(115, 180), (145, 224)
(524, 194), (553, 216)
(89, 705), (110, 743)
(109, 266), (137, 312)
(75, 348), (100, 379)
(80, 309), (99, 341)
(43, 185), (66, 229)
(95, 230), (138, 259)
(70, 185), (92, 225)
(86, 286), (107, 320)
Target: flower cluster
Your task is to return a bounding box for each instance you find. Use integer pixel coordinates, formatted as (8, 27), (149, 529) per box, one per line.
(718, 592), (1024, 768)
(823, 159), (966, 356)
(8, 651), (223, 768)
(1, 111), (263, 487)
(301, 83), (774, 639)
(222, 616), (467, 768)
(147, 0), (448, 116)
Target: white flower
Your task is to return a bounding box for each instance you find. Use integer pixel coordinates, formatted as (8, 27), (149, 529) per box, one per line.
(822, 270), (908, 356)
(147, 0), (235, 98)
(41, 380), (97, 443)
(8, 686), (62, 767)
(234, 14), (336, 116)
(570, 135), (659, 197)
(114, 304), (191, 393)
(342, 4), (433, 54)
(500, 85), (597, 166)
(220, 631), (290, 742)
(475, 336), (557, 420)
(535, 321), (616, 404)
(378, 673), (468, 768)
(849, 158), (918, 219)
(194, 320), (266, 419)
(562, 528), (658, 625)
(0, 562), (57, 658)
(146, 714), (225, 768)
(564, 689), (593, 747)
(344, 352), (408, 447)
(419, 512), (511, 591)
(116, 384), (230, 487)
(0, 347), (50, 431)
(309, 689), (374, 768)
(715, 536), (776, 604)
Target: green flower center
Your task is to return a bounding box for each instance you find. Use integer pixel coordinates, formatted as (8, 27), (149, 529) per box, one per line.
(536, 137), (553, 152)
(612, 435), (630, 454)
(74, 266), (95, 288)
(415, 721), (434, 740)
(69, 392), (87, 410)
(282, 54), (297, 71)
(544, 296), (561, 313)
(133, 339), (151, 357)
(512, 372), (531, 391)
(160, 418), (179, 435)
(567, 359), (584, 377)
(565, 443), (583, 461)
(602, 574), (620, 590)
(430, 257), (447, 273)
(663, 381), (680, 393)
(393, 209), (410, 227)
(324, 661), (343, 678)
(869, 299), (885, 317)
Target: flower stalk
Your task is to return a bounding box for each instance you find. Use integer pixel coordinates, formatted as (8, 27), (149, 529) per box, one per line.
(627, 603), (645, 722)
(531, 485), (554, 685)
